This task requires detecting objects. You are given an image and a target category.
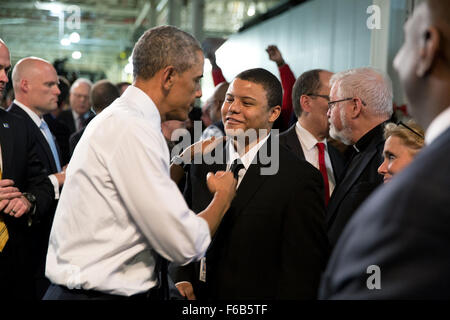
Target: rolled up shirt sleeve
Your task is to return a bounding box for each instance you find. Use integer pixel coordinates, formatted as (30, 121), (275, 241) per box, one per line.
(108, 120), (211, 265)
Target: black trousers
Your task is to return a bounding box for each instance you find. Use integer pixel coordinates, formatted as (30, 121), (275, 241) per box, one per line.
(43, 284), (160, 300)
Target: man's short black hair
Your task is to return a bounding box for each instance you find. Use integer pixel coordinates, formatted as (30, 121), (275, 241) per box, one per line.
(235, 68), (282, 109)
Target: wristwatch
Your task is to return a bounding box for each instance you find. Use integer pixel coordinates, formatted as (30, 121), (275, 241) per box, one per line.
(22, 192), (37, 226)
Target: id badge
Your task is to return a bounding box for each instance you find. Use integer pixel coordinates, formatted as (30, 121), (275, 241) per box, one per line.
(199, 257), (206, 282)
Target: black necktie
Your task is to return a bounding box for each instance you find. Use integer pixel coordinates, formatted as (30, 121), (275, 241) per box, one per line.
(229, 159), (244, 180)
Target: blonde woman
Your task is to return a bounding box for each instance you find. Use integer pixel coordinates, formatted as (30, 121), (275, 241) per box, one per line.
(378, 120), (425, 183)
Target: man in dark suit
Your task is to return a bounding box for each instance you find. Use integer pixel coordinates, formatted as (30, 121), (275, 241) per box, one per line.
(319, 0), (450, 299)
(325, 67), (393, 248)
(69, 79), (120, 156)
(0, 39), (54, 299)
(279, 69), (346, 205)
(173, 68), (329, 300)
(44, 76), (72, 166)
(57, 78), (94, 135)
(9, 56), (65, 298)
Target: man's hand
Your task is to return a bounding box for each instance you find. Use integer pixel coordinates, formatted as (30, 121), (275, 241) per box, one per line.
(266, 45), (285, 67)
(54, 164), (67, 186)
(0, 179), (22, 212)
(3, 195), (31, 218)
(206, 171), (237, 203)
(176, 282), (196, 300)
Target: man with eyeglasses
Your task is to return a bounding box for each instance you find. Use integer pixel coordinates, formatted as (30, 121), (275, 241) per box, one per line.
(325, 67), (393, 248)
(320, 0), (450, 299)
(57, 78), (95, 136)
(279, 69), (346, 206)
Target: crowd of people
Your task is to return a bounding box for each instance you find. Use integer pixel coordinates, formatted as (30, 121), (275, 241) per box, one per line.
(0, 0), (449, 301)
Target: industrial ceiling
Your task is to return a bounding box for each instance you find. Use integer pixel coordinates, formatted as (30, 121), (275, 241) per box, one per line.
(0, 0), (283, 81)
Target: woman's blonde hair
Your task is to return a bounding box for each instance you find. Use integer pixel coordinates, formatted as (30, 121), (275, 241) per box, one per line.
(384, 120), (425, 156)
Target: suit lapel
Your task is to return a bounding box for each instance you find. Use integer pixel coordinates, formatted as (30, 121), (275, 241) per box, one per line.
(281, 125), (306, 160)
(326, 143), (379, 224)
(0, 113), (14, 178)
(207, 139), (272, 253)
(328, 145), (344, 183)
(10, 104), (57, 173)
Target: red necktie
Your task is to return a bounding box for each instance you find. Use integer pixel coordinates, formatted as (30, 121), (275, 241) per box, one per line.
(316, 142), (330, 206)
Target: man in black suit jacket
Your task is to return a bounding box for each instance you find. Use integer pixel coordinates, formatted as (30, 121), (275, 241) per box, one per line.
(279, 69), (346, 205)
(172, 68), (329, 300)
(320, 0), (450, 299)
(9, 56), (65, 298)
(57, 78), (94, 135)
(325, 67), (393, 248)
(0, 39), (54, 299)
(69, 79), (120, 156)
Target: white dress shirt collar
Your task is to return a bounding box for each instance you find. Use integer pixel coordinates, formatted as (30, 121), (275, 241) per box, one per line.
(425, 106), (450, 145)
(13, 99), (43, 127)
(121, 85), (162, 131)
(227, 133), (271, 170)
(295, 121), (327, 149)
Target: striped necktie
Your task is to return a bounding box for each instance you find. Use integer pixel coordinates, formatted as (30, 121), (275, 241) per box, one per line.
(0, 168), (9, 252)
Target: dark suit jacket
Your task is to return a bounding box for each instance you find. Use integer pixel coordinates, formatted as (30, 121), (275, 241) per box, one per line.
(69, 114), (95, 157)
(57, 109), (94, 135)
(326, 123), (385, 248)
(319, 127), (450, 299)
(0, 109), (54, 299)
(8, 103), (61, 298)
(43, 113), (71, 166)
(278, 124), (347, 184)
(9, 103), (62, 175)
(173, 138), (329, 300)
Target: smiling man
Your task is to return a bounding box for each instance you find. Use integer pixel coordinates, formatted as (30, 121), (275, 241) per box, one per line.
(172, 68), (329, 300)
(44, 26), (237, 300)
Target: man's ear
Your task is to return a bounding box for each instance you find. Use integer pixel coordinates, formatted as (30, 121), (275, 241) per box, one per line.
(269, 105), (281, 123)
(20, 79), (29, 93)
(299, 95), (311, 113)
(162, 65), (176, 91)
(349, 98), (363, 119)
(417, 26), (440, 77)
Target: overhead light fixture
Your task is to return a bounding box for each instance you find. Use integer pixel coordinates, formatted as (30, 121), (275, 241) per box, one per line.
(72, 51), (82, 60)
(69, 32), (80, 43)
(247, 4), (256, 17)
(35, 1), (64, 16)
(60, 37), (71, 46)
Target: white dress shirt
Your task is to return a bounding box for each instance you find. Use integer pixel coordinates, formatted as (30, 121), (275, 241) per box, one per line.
(295, 122), (336, 195)
(425, 106), (450, 145)
(226, 134), (271, 188)
(45, 85), (211, 296)
(12, 100), (60, 199)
